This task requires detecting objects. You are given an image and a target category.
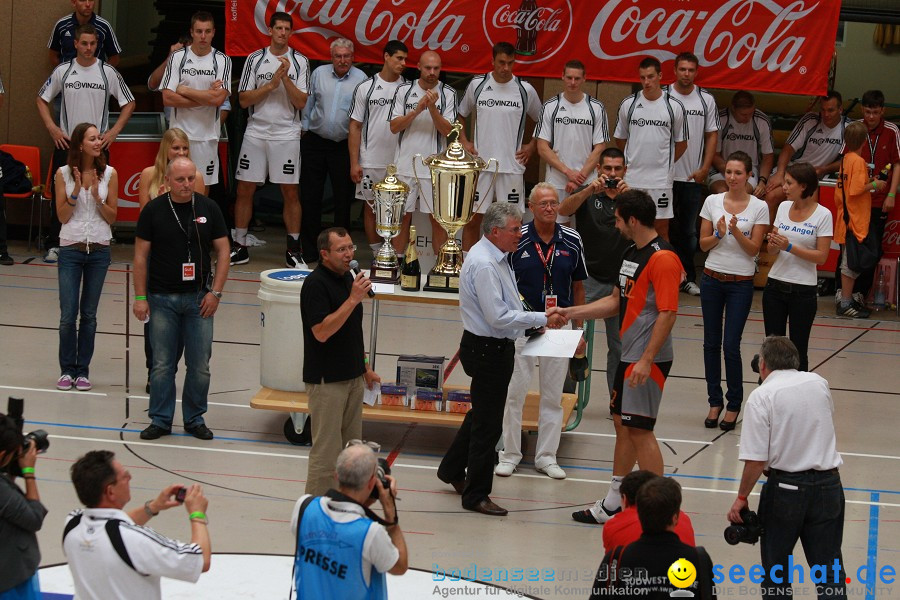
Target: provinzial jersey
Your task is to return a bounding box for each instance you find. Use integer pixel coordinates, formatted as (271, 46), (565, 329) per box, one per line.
(785, 112), (850, 167)
(350, 74), (406, 169)
(614, 92), (688, 189)
(664, 85), (719, 182)
(534, 93), (609, 190)
(239, 47), (309, 140)
(39, 59), (134, 136)
(162, 47), (232, 142)
(389, 80), (457, 177)
(618, 238), (682, 362)
(713, 108), (774, 177)
(458, 73), (541, 175)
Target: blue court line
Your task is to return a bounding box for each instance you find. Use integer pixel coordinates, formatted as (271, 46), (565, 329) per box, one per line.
(26, 420), (298, 447)
(866, 492), (879, 600)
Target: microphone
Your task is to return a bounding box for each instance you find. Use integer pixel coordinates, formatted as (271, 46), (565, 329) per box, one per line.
(348, 260), (376, 298)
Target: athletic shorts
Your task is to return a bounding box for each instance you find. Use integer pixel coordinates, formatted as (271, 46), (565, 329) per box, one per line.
(839, 245), (860, 279)
(473, 173), (526, 214)
(641, 187), (674, 220)
(396, 173), (435, 214)
(610, 360), (673, 431)
(708, 171), (760, 189)
(189, 140), (219, 187)
(234, 135), (301, 185)
(355, 167), (387, 202)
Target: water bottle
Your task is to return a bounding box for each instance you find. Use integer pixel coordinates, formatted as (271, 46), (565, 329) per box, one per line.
(873, 267), (887, 311)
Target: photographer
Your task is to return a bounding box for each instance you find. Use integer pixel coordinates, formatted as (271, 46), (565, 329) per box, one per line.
(64, 450), (211, 599)
(0, 414), (48, 599)
(291, 442), (407, 599)
(728, 336), (845, 598)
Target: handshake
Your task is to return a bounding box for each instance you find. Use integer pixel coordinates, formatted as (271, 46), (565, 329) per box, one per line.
(544, 306), (570, 329)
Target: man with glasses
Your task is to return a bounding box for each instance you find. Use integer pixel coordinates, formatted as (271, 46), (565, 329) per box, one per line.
(496, 183), (587, 480)
(64, 450), (211, 599)
(291, 442), (407, 599)
(301, 227), (381, 496)
(438, 203), (566, 516)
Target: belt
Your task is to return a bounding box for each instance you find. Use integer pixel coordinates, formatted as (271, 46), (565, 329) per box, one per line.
(66, 242), (103, 253)
(765, 278), (817, 293)
(765, 468), (839, 477)
(462, 330), (514, 348)
(703, 267), (754, 282)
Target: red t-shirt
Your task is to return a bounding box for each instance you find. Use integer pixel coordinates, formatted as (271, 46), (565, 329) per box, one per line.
(602, 506), (696, 553)
(859, 119), (900, 208)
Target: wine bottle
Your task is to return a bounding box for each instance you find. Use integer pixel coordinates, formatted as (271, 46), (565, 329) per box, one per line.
(400, 226), (421, 291)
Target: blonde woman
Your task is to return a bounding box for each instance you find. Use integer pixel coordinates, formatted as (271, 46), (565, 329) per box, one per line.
(137, 128), (205, 208)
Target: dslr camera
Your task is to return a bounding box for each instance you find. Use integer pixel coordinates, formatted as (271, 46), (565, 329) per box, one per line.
(371, 457), (391, 500)
(605, 177), (620, 190)
(5, 397), (50, 478)
(724, 508), (763, 545)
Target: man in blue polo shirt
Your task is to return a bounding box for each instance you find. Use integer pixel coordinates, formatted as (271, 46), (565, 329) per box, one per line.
(48, 0), (122, 67)
(496, 183), (587, 480)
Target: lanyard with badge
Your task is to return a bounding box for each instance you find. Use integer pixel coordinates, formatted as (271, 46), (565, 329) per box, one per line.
(866, 129), (880, 176)
(169, 193), (196, 281)
(534, 241), (557, 309)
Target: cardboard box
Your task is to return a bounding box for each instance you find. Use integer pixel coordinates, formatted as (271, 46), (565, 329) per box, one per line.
(396, 354), (445, 393)
(445, 389), (472, 414)
(379, 384), (408, 407)
(412, 388), (443, 412)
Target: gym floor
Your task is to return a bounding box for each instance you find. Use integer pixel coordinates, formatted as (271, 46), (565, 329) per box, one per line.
(1, 227), (898, 600)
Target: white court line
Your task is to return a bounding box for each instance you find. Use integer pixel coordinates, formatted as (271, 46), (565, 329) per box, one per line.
(48, 434), (900, 508)
(127, 395), (251, 409)
(0, 385), (108, 398)
(841, 452), (900, 460)
(564, 430), (711, 445)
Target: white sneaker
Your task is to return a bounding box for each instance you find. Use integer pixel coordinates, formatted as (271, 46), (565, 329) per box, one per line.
(591, 499), (622, 523)
(494, 461), (516, 477)
(44, 247), (60, 263)
(536, 463), (566, 479)
(680, 281), (700, 296)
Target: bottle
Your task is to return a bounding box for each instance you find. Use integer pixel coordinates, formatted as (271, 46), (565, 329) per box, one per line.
(877, 163), (893, 182)
(873, 267), (887, 311)
(400, 226), (421, 291)
(515, 0), (538, 56)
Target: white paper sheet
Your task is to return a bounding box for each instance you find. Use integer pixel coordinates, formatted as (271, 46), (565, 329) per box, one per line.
(521, 329), (583, 358)
(363, 382), (381, 406)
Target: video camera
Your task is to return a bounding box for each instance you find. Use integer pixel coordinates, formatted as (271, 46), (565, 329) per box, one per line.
(724, 508), (763, 545)
(5, 397), (49, 478)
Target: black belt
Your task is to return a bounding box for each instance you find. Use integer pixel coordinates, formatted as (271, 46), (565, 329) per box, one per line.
(65, 242), (105, 253)
(765, 468), (839, 477)
(765, 278), (817, 293)
(462, 330), (514, 349)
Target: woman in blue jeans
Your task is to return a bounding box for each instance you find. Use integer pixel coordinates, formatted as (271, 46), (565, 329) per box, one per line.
(698, 151), (769, 430)
(54, 123), (118, 391)
(763, 162), (833, 373)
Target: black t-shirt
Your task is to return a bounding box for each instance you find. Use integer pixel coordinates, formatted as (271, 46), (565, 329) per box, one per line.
(301, 263), (365, 384)
(135, 193), (228, 294)
(574, 190), (630, 284)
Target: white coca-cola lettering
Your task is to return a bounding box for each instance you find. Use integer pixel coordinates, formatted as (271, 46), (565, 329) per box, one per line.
(884, 219), (900, 250)
(492, 4), (563, 32)
(124, 172), (142, 198)
(589, 0), (815, 72)
(355, 0), (463, 50)
(253, 0), (353, 38)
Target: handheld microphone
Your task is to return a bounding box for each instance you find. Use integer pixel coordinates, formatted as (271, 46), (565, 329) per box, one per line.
(348, 260), (376, 298)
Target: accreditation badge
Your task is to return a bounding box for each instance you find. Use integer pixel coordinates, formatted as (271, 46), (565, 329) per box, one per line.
(182, 263), (196, 281)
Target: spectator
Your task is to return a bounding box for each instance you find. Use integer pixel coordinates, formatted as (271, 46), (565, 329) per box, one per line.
(48, 0), (122, 67)
(709, 91), (774, 199)
(290, 443), (407, 599)
(0, 413), (48, 599)
(602, 470), (695, 554)
(64, 450), (211, 599)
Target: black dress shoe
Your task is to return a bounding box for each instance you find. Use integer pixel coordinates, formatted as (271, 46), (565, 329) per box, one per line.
(449, 479), (466, 495)
(704, 407), (723, 428)
(465, 498), (508, 516)
(140, 424), (172, 440)
(185, 423), (214, 440)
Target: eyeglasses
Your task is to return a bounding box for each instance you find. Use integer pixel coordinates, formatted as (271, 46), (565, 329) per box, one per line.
(497, 226), (521, 234)
(346, 439), (381, 452)
(333, 244), (357, 254)
(532, 201), (560, 209)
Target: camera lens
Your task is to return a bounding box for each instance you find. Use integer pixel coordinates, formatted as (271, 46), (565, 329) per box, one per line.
(24, 430), (50, 454)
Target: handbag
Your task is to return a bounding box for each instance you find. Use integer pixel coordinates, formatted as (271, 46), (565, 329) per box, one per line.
(839, 157), (879, 272)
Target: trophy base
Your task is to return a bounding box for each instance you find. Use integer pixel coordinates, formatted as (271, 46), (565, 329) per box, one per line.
(369, 263), (400, 284)
(423, 270), (460, 293)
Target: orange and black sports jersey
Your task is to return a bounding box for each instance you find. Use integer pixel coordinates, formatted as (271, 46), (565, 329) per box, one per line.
(617, 237), (682, 363)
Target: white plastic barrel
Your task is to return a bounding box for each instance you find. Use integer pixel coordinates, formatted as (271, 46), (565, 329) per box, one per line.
(258, 268), (312, 392)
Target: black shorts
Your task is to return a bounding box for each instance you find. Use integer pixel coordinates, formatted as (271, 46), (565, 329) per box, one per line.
(610, 360), (673, 431)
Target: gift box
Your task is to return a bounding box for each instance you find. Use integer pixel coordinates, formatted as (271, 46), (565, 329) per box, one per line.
(379, 384), (408, 407)
(412, 387), (443, 411)
(396, 355), (444, 393)
(445, 389), (472, 414)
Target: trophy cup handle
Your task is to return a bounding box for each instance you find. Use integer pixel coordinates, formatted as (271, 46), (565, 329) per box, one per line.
(482, 157), (500, 202)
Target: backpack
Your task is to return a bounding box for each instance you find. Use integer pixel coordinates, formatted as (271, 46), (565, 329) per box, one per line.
(0, 150), (33, 195)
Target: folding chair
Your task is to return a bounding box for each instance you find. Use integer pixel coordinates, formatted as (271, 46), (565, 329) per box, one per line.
(0, 145), (44, 250)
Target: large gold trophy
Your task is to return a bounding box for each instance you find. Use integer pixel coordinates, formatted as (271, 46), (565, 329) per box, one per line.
(413, 122), (498, 292)
(365, 165), (409, 283)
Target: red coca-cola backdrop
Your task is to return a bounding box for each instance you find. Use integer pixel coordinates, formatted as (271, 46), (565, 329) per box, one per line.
(225, 0), (841, 95)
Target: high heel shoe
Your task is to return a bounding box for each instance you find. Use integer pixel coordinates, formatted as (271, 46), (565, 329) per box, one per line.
(704, 407), (723, 428)
(719, 410), (740, 431)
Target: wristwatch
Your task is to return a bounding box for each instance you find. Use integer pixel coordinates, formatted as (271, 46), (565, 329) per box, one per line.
(209, 290), (223, 299)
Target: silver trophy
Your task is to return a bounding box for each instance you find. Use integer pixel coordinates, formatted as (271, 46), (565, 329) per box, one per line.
(364, 165), (410, 283)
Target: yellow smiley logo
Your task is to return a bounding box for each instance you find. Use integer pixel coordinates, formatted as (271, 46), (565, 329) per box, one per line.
(667, 558), (697, 588)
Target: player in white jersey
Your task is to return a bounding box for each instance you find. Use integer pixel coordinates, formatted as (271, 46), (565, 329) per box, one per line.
(458, 41), (542, 250)
(664, 52), (719, 295)
(231, 12), (310, 267)
(161, 11), (231, 191)
(535, 59), (608, 225)
(709, 91), (774, 197)
(350, 40), (408, 257)
(388, 50), (457, 255)
(614, 57), (688, 240)
(764, 90), (849, 222)
(37, 24), (135, 149)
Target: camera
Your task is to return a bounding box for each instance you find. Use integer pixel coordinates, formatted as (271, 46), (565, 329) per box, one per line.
(605, 178), (619, 189)
(724, 508), (763, 545)
(5, 397), (50, 478)
(175, 487), (187, 503)
(370, 457), (391, 500)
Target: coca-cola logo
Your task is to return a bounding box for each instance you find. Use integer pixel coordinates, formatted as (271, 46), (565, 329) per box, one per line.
(124, 172), (142, 198)
(884, 219), (900, 252)
(482, 0), (573, 65)
(588, 0), (815, 73)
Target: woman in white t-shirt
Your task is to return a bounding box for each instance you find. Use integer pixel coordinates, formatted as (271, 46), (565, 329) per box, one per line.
(54, 123), (118, 392)
(763, 162), (833, 372)
(698, 151), (769, 431)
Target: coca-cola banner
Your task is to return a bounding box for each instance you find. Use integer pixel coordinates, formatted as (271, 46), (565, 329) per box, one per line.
(225, 0), (840, 95)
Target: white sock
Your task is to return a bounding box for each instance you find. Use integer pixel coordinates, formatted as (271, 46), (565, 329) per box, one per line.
(288, 233), (299, 241)
(235, 228), (248, 246)
(604, 476), (624, 510)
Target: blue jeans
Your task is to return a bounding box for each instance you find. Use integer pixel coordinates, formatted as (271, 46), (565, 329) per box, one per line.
(762, 279), (817, 372)
(672, 181), (705, 283)
(758, 469), (846, 599)
(58, 245), (111, 378)
(583, 276), (621, 396)
(700, 273), (754, 412)
(148, 291), (214, 429)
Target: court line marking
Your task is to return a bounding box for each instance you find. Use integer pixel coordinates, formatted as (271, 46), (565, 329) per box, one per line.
(0, 385), (108, 397)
